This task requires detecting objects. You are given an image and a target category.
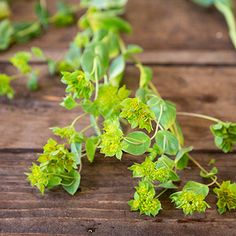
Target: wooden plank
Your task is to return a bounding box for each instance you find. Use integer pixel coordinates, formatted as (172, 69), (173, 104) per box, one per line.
(0, 64), (235, 150)
(2, 50), (236, 66)
(1, 0), (235, 61)
(0, 152), (235, 235)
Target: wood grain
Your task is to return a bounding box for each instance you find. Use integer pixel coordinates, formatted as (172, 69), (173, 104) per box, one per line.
(1, 0), (235, 64)
(0, 152), (235, 235)
(0, 64), (235, 150)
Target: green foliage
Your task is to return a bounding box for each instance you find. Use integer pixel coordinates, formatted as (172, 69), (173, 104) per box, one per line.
(0, 74), (14, 99)
(120, 98), (155, 132)
(171, 181), (210, 215)
(128, 180), (162, 216)
(0, 19), (14, 50)
(210, 122), (236, 153)
(10, 52), (32, 74)
(0, 0), (11, 19)
(24, 0), (236, 219)
(26, 139), (80, 195)
(122, 131), (151, 156)
(214, 181), (236, 214)
(100, 119), (123, 159)
(155, 130), (179, 156)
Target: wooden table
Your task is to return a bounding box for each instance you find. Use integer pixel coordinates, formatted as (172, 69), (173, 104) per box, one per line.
(0, 0), (235, 235)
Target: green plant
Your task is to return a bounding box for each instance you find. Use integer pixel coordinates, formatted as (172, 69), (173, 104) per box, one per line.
(0, 0), (79, 51)
(192, 0), (236, 48)
(25, 0), (236, 217)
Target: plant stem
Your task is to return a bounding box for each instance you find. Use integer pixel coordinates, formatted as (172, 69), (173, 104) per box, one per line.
(80, 124), (93, 133)
(177, 112), (221, 123)
(188, 155), (220, 187)
(70, 113), (87, 127)
(90, 115), (101, 136)
(157, 188), (168, 198)
(148, 81), (160, 97)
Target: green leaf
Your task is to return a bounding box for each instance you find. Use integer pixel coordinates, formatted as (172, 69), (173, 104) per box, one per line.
(122, 131), (151, 155)
(0, 19), (14, 51)
(47, 176), (62, 189)
(86, 136), (99, 163)
(27, 71), (39, 91)
(62, 171), (81, 195)
(51, 1), (75, 27)
(60, 94), (78, 110)
(13, 22), (41, 43)
(71, 142), (82, 165)
(31, 47), (45, 58)
(109, 55), (125, 86)
(47, 59), (58, 75)
(81, 0), (128, 9)
(158, 181), (177, 189)
(88, 12), (132, 33)
(137, 64), (152, 88)
(0, 73), (14, 99)
(124, 44), (143, 59)
(200, 167), (218, 178)
(148, 96), (176, 130)
(64, 43), (81, 69)
(183, 181), (209, 197)
(175, 146), (193, 170)
(10, 52), (32, 74)
(155, 130), (179, 156)
(35, 1), (49, 28)
(0, 0), (11, 20)
(156, 155), (175, 169)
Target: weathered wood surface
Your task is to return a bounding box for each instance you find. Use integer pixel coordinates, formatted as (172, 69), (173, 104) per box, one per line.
(0, 152), (235, 235)
(0, 64), (235, 150)
(0, 0), (236, 235)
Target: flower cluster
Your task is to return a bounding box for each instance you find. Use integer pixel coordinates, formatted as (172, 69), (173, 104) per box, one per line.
(27, 139), (80, 195)
(100, 119), (123, 159)
(210, 122), (236, 153)
(120, 98), (155, 132)
(61, 70), (94, 100)
(214, 181), (236, 214)
(128, 180), (162, 216)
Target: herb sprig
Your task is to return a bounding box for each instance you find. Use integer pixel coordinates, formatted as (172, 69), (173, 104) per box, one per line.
(23, 0), (236, 216)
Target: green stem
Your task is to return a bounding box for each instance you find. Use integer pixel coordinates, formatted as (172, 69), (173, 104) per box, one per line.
(90, 115), (101, 136)
(156, 188), (168, 198)
(151, 105), (163, 140)
(188, 155), (220, 187)
(148, 81), (161, 97)
(215, 1), (236, 49)
(70, 113), (87, 127)
(80, 124), (93, 133)
(177, 112), (221, 123)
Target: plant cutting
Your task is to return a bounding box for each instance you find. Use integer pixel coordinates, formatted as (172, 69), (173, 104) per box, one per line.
(24, 0), (236, 216)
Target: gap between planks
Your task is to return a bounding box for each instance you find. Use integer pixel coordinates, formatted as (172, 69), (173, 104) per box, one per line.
(1, 50), (236, 66)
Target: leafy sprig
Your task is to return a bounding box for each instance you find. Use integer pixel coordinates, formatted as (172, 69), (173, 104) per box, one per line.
(25, 0), (236, 217)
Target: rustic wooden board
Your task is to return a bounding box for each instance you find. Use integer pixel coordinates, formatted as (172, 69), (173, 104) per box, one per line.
(1, 0), (235, 64)
(0, 152), (235, 235)
(0, 64), (235, 150)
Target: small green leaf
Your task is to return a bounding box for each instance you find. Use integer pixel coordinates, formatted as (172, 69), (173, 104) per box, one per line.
(0, 0), (11, 20)
(109, 55), (125, 86)
(155, 130), (179, 156)
(62, 171), (81, 195)
(0, 19), (14, 50)
(124, 44), (143, 59)
(35, 1), (49, 28)
(158, 181), (177, 189)
(184, 181), (209, 197)
(60, 95), (78, 110)
(27, 71), (39, 91)
(148, 96), (176, 130)
(86, 136), (99, 163)
(31, 47), (44, 58)
(122, 131), (151, 155)
(175, 146), (193, 170)
(47, 176), (62, 189)
(200, 167), (218, 178)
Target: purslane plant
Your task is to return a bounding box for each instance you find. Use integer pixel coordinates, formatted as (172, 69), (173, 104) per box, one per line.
(192, 0), (236, 48)
(26, 0), (236, 217)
